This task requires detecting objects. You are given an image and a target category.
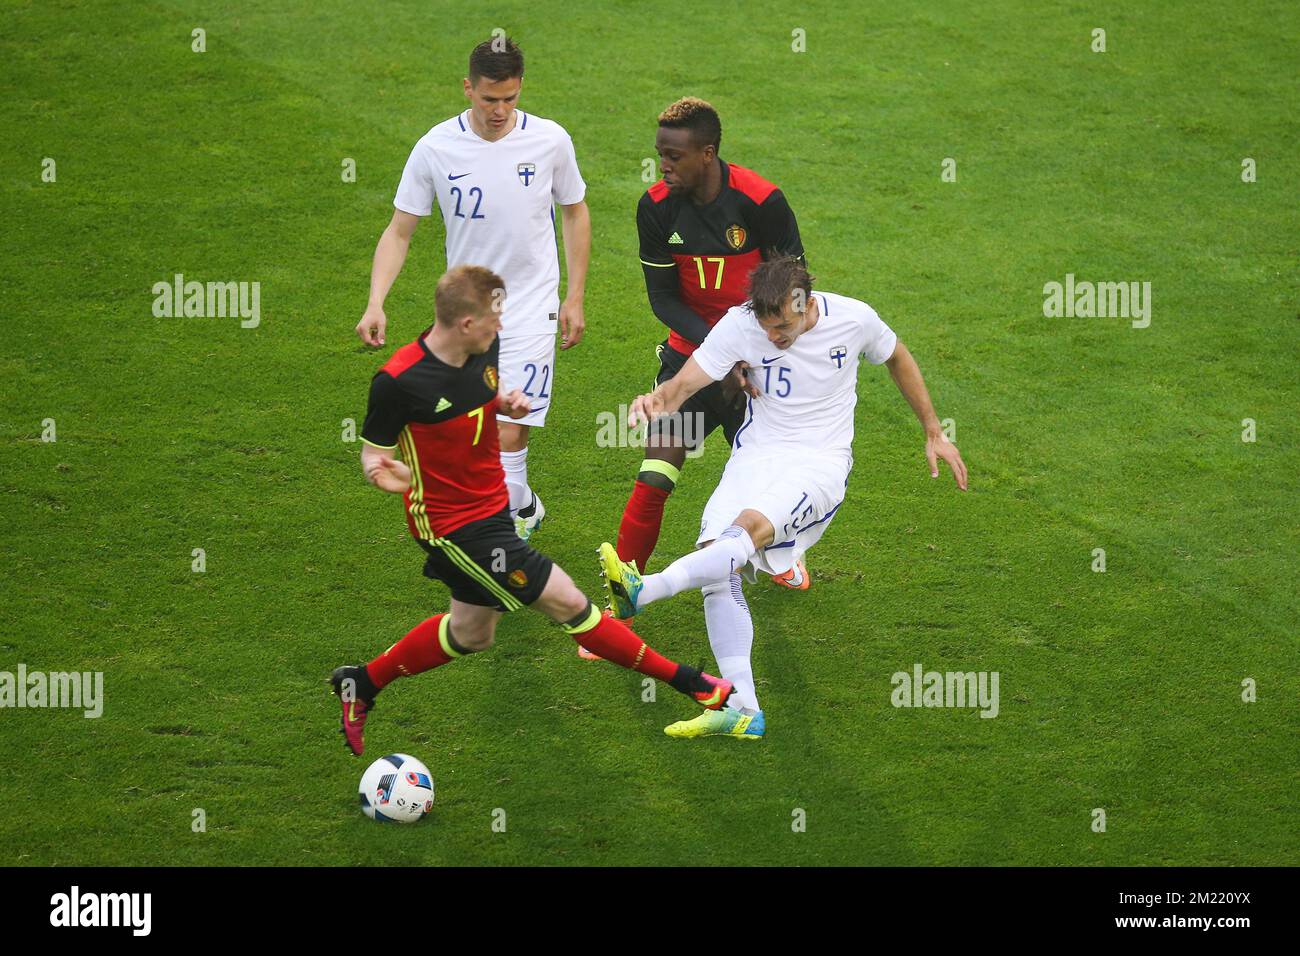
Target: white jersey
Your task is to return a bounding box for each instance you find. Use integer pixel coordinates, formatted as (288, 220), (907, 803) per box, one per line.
(393, 110), (586, 337)
(691, 291), (898, 466)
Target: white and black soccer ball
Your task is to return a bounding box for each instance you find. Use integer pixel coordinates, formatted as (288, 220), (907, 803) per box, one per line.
(358, 753), (435, 823)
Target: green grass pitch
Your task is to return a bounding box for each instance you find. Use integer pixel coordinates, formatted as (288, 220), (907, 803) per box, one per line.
(1, 0), (1296, 866)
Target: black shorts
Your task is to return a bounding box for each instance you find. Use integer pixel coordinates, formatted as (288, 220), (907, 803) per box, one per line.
(649, 340), (747, 448)
(417, 506), (554, 612)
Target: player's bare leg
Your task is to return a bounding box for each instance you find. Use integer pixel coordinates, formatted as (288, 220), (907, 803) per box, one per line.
(330, 599), (500, 756)
(499, 420), (544, 541)
(532, 563), (732, 709)
(498, 420), (529, 451)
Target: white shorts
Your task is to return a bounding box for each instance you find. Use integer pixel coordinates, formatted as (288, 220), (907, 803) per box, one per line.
(696, 450), (849, 577)
(496, 333), (557, 427)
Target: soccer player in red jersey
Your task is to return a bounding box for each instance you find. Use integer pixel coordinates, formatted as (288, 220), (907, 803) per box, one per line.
(330, 265), (732, 755)
(614, 98), (809, 592)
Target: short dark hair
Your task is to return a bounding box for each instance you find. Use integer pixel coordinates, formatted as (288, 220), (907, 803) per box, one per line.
(435, 265), (504, 326)
(468, 36), (524, 83)
(658, 96), (722, 151)
(747, 256), (814, 319)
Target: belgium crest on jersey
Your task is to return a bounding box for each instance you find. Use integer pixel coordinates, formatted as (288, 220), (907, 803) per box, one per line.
(726, 224), (747, 250)
(484, 365), (498, 390)
(517, 162), (536, 186)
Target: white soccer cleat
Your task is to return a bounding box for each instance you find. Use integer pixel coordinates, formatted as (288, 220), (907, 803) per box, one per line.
(513, 492), (545, 541)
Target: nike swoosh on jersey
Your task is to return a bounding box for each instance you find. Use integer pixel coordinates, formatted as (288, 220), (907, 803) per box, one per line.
(447, 173), (471, 180)
(761, 356), (780, 365)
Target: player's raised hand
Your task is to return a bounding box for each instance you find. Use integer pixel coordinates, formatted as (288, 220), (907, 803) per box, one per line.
(498, 388), (532, 420)
(926, 431), (968, 491)
(559, 297), (585, 350)
(366, 456), (411, 494)
(357, 303), (387, 347)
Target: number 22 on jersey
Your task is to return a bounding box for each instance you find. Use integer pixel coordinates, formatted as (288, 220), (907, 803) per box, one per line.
(449, 185), (486, 219)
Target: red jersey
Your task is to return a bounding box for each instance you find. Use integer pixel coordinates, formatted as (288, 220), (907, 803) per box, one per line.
(361, 333), (509, 538)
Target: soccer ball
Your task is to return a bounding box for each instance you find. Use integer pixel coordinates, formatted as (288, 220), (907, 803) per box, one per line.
(358, 753), (435, 823)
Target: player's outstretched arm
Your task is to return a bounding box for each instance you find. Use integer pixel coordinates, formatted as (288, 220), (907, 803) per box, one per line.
(628, 355), (717, 427)
(356, 210), (421, 347)
(558, 201), (590, 350)
(360, 442), (412, 494)
(884, 341), (969, 491)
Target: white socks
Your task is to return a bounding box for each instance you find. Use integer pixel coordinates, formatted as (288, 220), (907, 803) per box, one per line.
(635, 527), (761, 712)
(703, 573), (759, 712)
(500, 447), (531, 516)
(638, 525), (756, 607)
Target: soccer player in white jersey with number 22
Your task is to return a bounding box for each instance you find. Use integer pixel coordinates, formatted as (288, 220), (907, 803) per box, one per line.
(356, 37), (590, 541)
(600, 256), (968, 740)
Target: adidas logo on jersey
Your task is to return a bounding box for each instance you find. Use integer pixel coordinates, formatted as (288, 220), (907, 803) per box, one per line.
(668, 232), (684, 244)
(435, 397), (452, 412)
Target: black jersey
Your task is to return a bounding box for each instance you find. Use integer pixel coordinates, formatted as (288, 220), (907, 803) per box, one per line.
(637, 160), (804, 355)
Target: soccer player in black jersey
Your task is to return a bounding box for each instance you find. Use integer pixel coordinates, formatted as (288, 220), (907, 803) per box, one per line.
(610, 98), (809, 615)
(330, 265), (732, 755)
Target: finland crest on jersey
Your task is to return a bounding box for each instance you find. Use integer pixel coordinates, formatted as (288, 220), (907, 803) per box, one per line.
(393, 110), (587, 337)
(691, 291), (899, 464)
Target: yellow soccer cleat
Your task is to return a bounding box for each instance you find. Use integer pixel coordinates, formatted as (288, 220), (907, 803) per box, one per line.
(664, 708), (765, 740)
(597, 542), (642, 619)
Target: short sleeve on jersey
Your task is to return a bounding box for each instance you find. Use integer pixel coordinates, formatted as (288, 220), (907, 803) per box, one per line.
(393, 141), (436, 217)
(691, 308), (747, 380)
(361, 372), (408, 448)
(858, 307), (898, 365)
(551, 130), (587, 206)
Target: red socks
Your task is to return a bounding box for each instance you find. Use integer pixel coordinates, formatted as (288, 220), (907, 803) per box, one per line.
(370, 607), (694, 701)
(569, 611), (678, 683)
(617, 480), (671, 572)
(366, 613), (454, 689)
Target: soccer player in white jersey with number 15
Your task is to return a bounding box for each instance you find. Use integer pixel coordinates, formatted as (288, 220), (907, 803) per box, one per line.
(356, 37), (590, 541)
(600, 256), (969, 740)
